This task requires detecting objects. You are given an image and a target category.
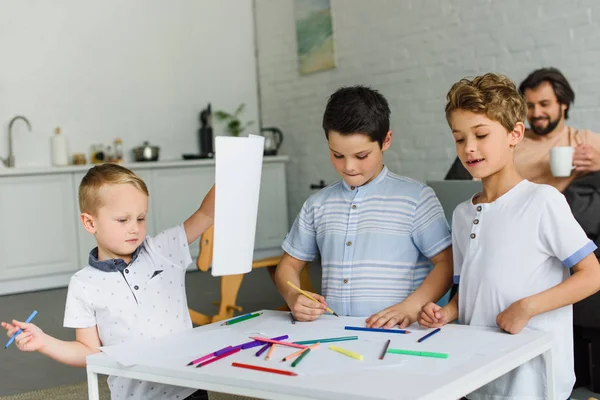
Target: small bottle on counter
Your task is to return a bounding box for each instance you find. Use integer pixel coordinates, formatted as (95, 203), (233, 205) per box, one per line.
(51, 127), (69, 166)
(114, 138), (123, 162)
(106, 146), (115, 163)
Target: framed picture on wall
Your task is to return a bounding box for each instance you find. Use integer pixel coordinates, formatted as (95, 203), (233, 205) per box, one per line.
(294, 0), (337, 75)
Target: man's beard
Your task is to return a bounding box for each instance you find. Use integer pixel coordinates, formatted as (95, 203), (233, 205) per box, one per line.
(529, 114), (562, 136)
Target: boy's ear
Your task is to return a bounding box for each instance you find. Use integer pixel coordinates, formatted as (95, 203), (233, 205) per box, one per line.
(80, 213), (97, 234)
(509, 122), (525, 147)
(382, 130), (393, 151)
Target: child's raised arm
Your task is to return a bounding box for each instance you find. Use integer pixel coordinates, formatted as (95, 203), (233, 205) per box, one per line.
(184, 184), (215, 245)
(1, 321), (101, 368)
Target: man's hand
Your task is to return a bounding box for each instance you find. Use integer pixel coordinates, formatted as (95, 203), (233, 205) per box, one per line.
(496, 299), (534, 334)
(365, 303), (415, 329)
(289, 292), (327, 322)
(574, 144), (600, 173)
(1, 320), (47, 352)
(418, 302), (451, 329)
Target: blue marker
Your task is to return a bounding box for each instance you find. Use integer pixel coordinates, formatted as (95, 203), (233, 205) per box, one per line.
(5, 310), (38, 349)
(417, 327), (441, 343)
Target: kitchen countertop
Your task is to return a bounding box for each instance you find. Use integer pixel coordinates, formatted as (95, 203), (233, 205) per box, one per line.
(0, 155), (289, 177)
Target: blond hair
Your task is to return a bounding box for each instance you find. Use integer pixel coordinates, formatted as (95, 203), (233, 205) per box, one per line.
(445, 73), (527, 132)
(79, 164), (149, 215)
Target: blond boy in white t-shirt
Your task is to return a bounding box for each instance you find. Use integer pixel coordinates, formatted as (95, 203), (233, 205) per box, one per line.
(2, 164), (215, 400)
(419, 73), (600, 399)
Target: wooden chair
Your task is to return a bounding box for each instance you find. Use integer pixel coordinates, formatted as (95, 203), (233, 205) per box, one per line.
(188, 225), (314, 325)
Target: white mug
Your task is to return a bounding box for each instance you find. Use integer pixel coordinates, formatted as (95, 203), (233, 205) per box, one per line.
(550, 146), (575, 177)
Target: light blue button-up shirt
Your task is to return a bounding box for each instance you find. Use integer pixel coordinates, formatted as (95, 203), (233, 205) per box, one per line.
(282, 166), (452, 317)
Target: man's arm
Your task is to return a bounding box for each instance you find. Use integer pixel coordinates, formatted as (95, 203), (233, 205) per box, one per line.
(366, 246), (454, 328)
(184, 185), (215, 245)
(274, 252), (327, 321)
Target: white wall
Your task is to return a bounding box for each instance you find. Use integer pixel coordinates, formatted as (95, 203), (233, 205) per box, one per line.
(255, 0), (600, 219)
(0, 0), (258, 167)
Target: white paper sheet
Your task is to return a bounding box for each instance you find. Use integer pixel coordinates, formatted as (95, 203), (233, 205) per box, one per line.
(212, 135), (265, 276)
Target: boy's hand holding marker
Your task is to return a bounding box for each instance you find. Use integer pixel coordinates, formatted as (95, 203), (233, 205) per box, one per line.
(2, 319), (46, 352)
(286, 281), (339, 322)
(290, 290), (329, 321)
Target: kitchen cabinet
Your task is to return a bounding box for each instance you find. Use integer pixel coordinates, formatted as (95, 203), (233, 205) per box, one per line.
(0, 157), (288, 295)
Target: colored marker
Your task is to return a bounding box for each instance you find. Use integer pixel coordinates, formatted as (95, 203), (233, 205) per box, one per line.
(241, 335), (288, 350)
(291, 348), (312, 367)
(265, 344), (277, 361)
(232, 362), (297, 376)
(286, 281), (339, 317)
(215, 345), (242, 356)
(251, 337), (307, 349)
(187, 345), (232, 366)
(379, 339), (391, 360)
(387, 348), (448, 359)
(224, 312), (262, 326)
(329, 345), (363, 360)
(220, 312), (252, 326)
(417, 328), (441, 343)
(255, 343), (272, 357)
(294, 336), (358, 345)
(281, 343), (320, 362)
(196, 347), (241, 367)
(5, 310), (38, 349)
(345, 326), (410, 334)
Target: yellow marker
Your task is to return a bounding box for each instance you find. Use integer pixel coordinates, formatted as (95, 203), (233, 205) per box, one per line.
(286, 281), (339, 317)
(329, 345), (364, 360)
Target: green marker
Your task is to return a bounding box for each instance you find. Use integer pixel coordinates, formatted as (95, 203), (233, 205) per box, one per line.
(225, 312), (262, 326)
(291, 348), (311, 367)
(387, 348), (448, 359)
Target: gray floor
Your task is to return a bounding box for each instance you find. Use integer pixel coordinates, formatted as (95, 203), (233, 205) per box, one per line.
(0, 267), (322, 397)
(1, 268), (598, 399)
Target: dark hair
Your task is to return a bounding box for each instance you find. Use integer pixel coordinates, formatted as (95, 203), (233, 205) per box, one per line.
(518, 68), (575, 119)
(322, 85), (390, 147)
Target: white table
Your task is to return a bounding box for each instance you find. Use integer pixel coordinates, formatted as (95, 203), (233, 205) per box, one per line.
(86, 310), (555, 400)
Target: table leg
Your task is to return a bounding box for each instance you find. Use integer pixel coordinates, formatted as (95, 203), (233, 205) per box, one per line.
(87, 368), (100, 400)
(543, 348), (555, 400)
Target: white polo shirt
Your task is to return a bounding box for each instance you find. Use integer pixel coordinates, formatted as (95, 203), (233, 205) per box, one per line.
(64, 225), (196, 400)
(453, 180), (597, 400)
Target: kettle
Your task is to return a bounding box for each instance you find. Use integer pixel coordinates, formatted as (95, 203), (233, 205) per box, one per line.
(261, 127), (283, 156)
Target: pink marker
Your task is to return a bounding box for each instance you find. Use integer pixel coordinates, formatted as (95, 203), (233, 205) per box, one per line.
(250, 337), (308, 349)
(186, 345), (232, 366)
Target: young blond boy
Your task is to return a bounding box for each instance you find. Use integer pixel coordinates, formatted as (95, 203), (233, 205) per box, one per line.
(275, 85), (454, 328)
(419, 73), (600, 399)
(2, 164), (215, 400)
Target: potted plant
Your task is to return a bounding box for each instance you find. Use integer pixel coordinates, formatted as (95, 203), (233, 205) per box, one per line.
(214, 103), (254, 137)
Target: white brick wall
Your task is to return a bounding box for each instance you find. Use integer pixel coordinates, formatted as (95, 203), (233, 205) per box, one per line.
(255, 0), (600, 221)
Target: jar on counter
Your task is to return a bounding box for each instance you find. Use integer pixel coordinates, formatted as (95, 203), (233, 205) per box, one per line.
(91, 144), (105, 164)
(72, 153), (86, 165)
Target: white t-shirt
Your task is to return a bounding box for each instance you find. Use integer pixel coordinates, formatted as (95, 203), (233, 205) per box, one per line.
(64, 225), (195, 400)
(453, 180), (597, 400)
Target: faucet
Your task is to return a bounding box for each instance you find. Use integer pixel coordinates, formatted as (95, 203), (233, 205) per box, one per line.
(3, 116), (31, 167)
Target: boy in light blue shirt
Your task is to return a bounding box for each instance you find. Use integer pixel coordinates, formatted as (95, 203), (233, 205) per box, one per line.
(275, 85), (453, 328)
